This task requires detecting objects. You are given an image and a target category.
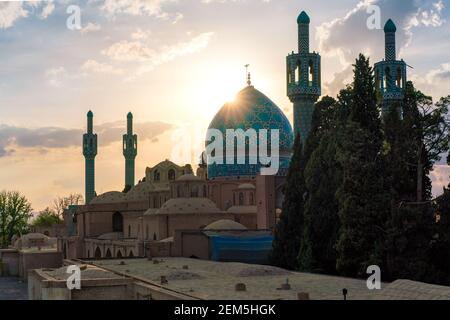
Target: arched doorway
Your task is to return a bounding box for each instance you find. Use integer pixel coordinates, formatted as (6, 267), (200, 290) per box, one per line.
(112, 212), (123, 232)
(129, 251), (134, 258)
(117, 250), (123, 258)
(94, 247), (101, 258)
(106, 248), (112, 258)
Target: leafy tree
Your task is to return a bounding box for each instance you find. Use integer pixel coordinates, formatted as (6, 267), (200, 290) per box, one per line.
(0, 191), (33, 248)
(31, 207), (63, 228)
(271, 134), (306, 270)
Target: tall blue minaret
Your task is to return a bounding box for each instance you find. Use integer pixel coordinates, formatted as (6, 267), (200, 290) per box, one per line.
(287, 11), (321, 145)
(123, 112), (137, 189)
(374, 19), (407, 117)
(83, 111), (97, 204)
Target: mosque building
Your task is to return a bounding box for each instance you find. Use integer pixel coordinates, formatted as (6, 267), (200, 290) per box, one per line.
(59, 12), (407, 263)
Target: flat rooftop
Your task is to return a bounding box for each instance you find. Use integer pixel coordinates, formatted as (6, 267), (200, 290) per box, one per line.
(92, 258), (387, 300)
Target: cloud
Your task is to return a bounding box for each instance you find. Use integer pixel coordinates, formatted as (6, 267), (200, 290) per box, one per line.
(0, 2), (28, 28)
(45, 67), (67, 87)
(81, 59), (124, 75)
(133, 32), (215, 78)
(317, 0), (446, 96)
(40, 1), (55, 20)
(431, 164), (450, 197)
(0, 121), (173, 157)
(0, 1), (56, 28)
(102, 40), (154, 62)
(81, 22), (102, 34)
(101, 31), (214, 79)
(99, 0), (178, 21)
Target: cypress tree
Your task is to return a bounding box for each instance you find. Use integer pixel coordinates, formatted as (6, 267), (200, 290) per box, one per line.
(271, 134), (306, 270)
(335, 54), (389, 277)
(298, 96), (341, 274)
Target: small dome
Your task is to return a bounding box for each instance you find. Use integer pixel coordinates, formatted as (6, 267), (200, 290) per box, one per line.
(176, 174), (202, 182)
(91, 191), (125, 204)
(125, 181), (159, 202)
(297, 11), (310, 24)
(384, 19), (397, 33)
(155, 198), (221, 215)
(127, 112), (133, 118)
(204, 219), (247, 231)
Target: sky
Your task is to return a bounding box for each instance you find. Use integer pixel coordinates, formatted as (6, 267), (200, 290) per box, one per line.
(0, 0), (449, 210)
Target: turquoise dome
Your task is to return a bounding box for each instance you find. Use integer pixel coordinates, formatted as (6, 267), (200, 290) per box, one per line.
(206, 85), (294, 179)
(384, 19), (397, 33)
(297, 11), (310, 24)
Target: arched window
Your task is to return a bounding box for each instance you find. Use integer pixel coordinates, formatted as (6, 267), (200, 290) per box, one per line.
(249, 192), (254, 205)
(94, 247), (101, 258)
(128, 225), (131, 238)
(154, 170), (160, 182)
(385, 67), (391, 89)
(396, 67), (402, 88)
(239, 192), (244, 206)
(112, 212), (123, 232)
(168, 169), (176, 181)
(296, 61), (301, 84)
(106, 248), (112, 258)
(308, 60), (314, 86)
(117, 250), (122, 258)
(177, 185), (183, 198)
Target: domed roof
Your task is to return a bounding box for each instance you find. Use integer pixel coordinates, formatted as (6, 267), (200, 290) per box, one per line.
(176, 174), (202, 182)
(125, 181), (157, 202)
(155, 198), (221, 215)
(206, 85), (294, 179)
(91, 191), (125, 204)
(297, 11), (310, 24)
(204, 219), (247, 231)
(384, 19), (397, 33)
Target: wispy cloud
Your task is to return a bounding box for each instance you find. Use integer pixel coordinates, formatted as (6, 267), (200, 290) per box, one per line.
(0, 121), (173, 157)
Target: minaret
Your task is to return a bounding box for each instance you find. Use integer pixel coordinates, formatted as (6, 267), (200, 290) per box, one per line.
(123, 112), (137, 189)
(83, 111), (97, 204)
(374, 19), (407, 117)
(287, 11), (321, 145)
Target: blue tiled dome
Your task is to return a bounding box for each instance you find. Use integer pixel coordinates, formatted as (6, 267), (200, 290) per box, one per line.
(206, 85), (294, 179)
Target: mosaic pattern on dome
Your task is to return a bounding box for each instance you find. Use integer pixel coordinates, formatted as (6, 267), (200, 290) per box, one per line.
(206, 86), (294, 179)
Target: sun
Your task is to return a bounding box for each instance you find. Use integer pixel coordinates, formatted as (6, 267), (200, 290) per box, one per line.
(188, 64), (247, 120)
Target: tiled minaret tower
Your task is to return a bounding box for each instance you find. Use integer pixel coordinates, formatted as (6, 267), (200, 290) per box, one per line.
(374, 19), (407, 117)
(287, 11), (321, 144)
(123, 112), (137, 189)
(83, 111), (97, 204)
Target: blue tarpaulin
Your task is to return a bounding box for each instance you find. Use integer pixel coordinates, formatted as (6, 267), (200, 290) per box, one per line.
(209, 234), (273, 264)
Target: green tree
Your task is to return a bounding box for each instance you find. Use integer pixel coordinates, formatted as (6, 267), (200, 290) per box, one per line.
(335, 55), (389, 277)
(0, 191), (33, 248)
(271, 134), (306, 270)
(298, 96), (341, 274)
(31, 207), (63, 228)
